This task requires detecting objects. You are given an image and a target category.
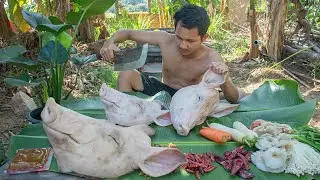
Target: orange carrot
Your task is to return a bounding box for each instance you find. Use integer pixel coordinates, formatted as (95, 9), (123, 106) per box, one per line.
(200, 127), (232, 143)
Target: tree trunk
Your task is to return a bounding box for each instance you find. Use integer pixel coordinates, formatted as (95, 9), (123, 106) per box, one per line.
(249, 0), (259, 58)
(78, 18), (95, 43)
(266, 0), (288, 61)
(55, 0), (70, 21)
(0, 1), (13, 41)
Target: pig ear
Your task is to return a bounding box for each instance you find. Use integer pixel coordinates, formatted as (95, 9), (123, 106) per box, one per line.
(209, 102), (239, 118)
(154, 111), (172, 126)
(138, 147), (187, 177)
(200, 69), (226, 88)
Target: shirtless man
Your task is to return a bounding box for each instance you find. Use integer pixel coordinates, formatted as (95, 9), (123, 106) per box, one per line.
(100, 4), (240, 103)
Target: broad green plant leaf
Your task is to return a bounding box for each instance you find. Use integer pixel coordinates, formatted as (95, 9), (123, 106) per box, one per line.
(6, 124), (319, 180)
(0, 45), (37, 66)
(4, 75), (44, 87)
(39, 41), (68, 64)
(66, 0), (116, 24)
(36, 24), (73, 36)
(48, 16), (63, 25)
(42, 32), (73, 49)
(21, 9), (51, 28)
(212, 79), (317, 128)
(8, 0), (30, 32)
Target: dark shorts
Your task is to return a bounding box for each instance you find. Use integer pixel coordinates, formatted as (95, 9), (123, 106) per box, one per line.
(134, 72), (178, 97)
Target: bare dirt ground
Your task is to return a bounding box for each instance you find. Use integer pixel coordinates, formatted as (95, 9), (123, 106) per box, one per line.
(0, 60), (319, 155)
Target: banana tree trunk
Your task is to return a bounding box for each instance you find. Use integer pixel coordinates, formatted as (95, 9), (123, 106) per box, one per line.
(78, 18), (95, 43)
(266, 0), (288, 61)
(0, 1), (13, 41)
(249, 0), (259, 58)
(55, 0), (70, 21)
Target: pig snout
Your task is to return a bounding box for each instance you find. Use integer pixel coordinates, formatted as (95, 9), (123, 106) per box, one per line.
(176, 124), (190, 136)
(41, 98), (58, 124)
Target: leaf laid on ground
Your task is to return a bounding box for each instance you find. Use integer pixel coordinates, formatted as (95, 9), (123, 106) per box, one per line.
(212, 79), (317, 128)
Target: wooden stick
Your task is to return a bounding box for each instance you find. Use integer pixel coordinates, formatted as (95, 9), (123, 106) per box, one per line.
(282, 66), (311, 88)
(286, 69), (320, 83)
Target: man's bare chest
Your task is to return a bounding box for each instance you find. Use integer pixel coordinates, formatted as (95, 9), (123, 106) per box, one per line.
(161, 52), (211, 84)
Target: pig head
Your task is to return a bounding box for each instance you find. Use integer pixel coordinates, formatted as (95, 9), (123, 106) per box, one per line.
(41, 98), (187, 178)
(99, 83), (169, 126)
(157, 69), (239, 136)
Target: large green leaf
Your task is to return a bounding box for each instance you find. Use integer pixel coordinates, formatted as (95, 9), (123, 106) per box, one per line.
(4, 75), (44, 87)
(21, 9), (51, 28)
(48, 16), (63, 25)
(36, 24), (73, 36)
(213, 79), (317, 128)
(66, 0), (116, 24)
(42, 32), (73, 50)
(8, 0), (30, 32)
(6, 125), (318, 180)
(0, 45), (37, 66)
(39, 41), (68, 64)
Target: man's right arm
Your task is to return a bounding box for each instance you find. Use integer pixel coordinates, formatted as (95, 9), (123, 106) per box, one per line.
(100, 30), (169, 61)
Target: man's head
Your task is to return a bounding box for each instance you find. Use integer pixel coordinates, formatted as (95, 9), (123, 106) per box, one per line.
(173, 4), (210, 56)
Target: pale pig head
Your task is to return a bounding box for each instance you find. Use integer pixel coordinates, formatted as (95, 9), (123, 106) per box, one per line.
(99, 83), (169, 126)
(41, 98), (187, 178)
(163, 69), (239, 136)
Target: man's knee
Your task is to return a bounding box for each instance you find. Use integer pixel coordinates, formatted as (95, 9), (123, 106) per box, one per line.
(117, 70), (143, 91)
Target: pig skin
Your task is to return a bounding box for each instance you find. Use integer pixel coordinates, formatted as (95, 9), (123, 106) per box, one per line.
(41, 98), (187, 178)
(168, 69), (239, 136)
(99, 83), (170, 126)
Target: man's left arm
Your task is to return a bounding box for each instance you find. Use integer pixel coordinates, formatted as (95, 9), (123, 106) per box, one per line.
(220, 74), (239, 104)
(210, 53), (239, 104)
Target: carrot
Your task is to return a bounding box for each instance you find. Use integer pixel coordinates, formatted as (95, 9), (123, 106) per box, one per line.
(200, 127), (232, 143)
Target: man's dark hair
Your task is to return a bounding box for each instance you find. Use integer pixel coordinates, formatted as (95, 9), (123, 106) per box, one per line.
(173, 4), (210, 36)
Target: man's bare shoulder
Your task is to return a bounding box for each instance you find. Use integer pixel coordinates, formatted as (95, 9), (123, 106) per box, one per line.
(204, 46), (224, 63)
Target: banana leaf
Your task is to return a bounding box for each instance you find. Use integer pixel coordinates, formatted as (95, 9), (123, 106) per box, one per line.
(66, 0), (116, 24)
(212, 79), (317, 128)
(4, 79), (319, 179)
(8, 0), (30, 32)
(6, 130), (318, 180)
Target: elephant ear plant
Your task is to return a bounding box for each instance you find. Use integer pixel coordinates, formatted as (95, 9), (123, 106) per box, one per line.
(0, 0), (115, 106)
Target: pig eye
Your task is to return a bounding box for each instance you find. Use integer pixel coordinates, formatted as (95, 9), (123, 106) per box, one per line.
(47, 107), (51, 114)
(197, 96), (203, 102)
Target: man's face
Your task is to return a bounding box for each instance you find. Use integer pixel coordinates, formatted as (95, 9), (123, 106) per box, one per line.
(175, 21), (206, 56)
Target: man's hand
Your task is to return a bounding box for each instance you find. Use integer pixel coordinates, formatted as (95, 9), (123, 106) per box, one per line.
(100, 42), (120, 62)
(210, 61), (229, 74)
